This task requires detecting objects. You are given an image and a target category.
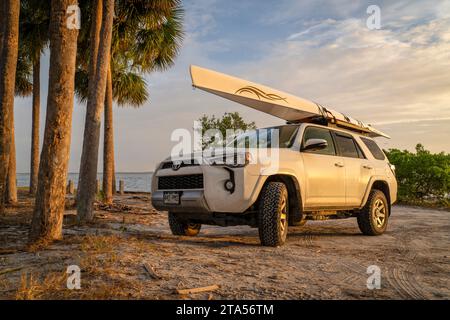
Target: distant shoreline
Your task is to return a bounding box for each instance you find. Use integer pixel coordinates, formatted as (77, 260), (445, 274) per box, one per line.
(17, 172), (154, 175)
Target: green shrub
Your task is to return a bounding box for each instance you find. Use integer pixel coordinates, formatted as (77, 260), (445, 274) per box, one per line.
(385, 144), (450, 205)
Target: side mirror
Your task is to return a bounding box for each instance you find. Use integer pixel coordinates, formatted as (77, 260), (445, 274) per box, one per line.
(302, 139), (328, 152)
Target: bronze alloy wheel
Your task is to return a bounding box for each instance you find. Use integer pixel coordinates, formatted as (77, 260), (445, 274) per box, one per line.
(372, 199), (387, 228)
(357, 189), (389, 236)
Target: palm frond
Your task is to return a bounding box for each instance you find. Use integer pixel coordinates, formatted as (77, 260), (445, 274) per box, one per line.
(113, 68), (149, 107)
(19, 0), (50, 62)
(133, 5), (184, 72)
(74, 68), (89, 104)
(75, 0), (183, 108)
(15, 46), (33, 97)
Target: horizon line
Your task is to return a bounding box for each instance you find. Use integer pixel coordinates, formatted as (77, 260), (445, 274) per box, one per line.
(17, 171), (154, 175)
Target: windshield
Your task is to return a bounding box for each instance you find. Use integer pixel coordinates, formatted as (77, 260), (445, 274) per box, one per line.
(227, 125), (299, 149)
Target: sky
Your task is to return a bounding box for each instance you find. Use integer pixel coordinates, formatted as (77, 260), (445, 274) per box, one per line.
(13, 0), (450, 173)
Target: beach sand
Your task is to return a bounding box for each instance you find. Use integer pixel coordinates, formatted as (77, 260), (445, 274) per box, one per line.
(0, 190), (448, 299)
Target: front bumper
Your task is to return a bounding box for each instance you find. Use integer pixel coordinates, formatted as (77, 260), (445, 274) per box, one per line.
(151, 190), (211, 213)
(151, 161), (267, 213)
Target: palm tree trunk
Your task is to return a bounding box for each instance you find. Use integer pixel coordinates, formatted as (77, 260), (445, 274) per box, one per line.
(76, 0), (102, 196)
(6, 107), (17, 204)
(0, 1), (4, 56)
(0, 0), (20, 213)
(77, 0), (115, 222)
(102, 64), (114, 204)
(29, 0), (79, 243)
(112, 163), (116, 193)
(29, 59), (40, 195)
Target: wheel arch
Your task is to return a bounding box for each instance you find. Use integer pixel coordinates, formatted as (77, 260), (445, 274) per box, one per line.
(362, 179), (391, 214)
(262, 174), (304, 222)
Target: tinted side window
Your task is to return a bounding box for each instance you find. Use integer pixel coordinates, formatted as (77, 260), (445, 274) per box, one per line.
(361, 137), (386, 160)
(335, 134), (360, 158)
(302, 127), (336, 155)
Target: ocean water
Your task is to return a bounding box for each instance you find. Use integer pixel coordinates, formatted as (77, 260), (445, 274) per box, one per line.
(16, 172), (153, 193)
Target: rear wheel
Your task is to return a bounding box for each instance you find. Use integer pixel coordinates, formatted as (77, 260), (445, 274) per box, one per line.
(168, 212), (201, 236)
(258, 182), (289, 247)
(357, 189), (389, 235)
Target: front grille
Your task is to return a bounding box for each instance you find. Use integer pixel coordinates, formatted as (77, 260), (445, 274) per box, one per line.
(158, 174), (204, 190)
(161, 160), (200, 170)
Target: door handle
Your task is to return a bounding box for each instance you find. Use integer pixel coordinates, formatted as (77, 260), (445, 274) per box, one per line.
(335, 162), (344, 168)
(363, 165), (373, 170)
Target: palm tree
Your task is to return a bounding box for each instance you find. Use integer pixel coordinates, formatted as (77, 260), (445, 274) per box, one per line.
(76, 0), (115, 222)
(0, 0), (20, 212)
(5, 45), (34, 204)
(29, 0), (79, 243)
(104, 0), (183, 204)
(75, 56), (149, 204)
(76, 0), (183, 213)
(19, 0), (50, 195)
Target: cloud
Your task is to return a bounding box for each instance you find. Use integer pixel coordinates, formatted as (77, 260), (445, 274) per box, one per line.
(372, 117), (450, 126)
(238, 16), (450, 125)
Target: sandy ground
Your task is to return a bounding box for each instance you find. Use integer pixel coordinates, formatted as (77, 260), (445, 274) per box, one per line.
(0, 191), (448, 300)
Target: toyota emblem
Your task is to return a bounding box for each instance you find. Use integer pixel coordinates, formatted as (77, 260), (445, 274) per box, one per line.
(172, 161), (182, 171)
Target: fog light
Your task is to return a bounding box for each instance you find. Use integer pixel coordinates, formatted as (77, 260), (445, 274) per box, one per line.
(224, 180), (234, 192)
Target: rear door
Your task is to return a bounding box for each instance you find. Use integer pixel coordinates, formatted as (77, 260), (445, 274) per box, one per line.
(301, 126), (346, 208)
(333, 132), (371, 207)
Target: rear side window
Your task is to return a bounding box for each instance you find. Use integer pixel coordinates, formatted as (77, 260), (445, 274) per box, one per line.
(334, 133), (364, 159)
(361, 137), (386, 160)
(302, 127), (336, 156)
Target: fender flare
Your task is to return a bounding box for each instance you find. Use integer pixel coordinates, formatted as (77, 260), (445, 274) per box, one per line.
(360, 177), (391, 209)
(257, 173), (304, 222)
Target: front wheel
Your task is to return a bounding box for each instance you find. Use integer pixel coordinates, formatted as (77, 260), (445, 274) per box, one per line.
(168, 212), (201, 236)
(357, 189), (389, 235)
(258, 182), (289, 247)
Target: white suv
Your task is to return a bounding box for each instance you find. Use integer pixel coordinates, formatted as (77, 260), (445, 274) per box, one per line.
(151, 122), (397, 247)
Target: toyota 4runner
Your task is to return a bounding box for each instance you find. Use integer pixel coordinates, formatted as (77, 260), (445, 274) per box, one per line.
(151, 122), (397, 246)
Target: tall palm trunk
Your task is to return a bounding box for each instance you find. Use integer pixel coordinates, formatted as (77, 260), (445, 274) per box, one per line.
(0, 0), (20, 213)
(0, 1), (4, 56)
(77, 0), (114, 222)
(102, 64), (114, 204)
(76, 0), (102, 195)
(29, 0), (79, 243)
(6, 107), (17, 204)
(112, 163), (116, 193)
(30, 58), (40, 195)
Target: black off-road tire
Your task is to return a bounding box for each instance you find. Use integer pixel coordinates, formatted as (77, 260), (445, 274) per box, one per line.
(357, 189), (389, 236)
(168, 212), (201, 236)
(258, 182), (289, 247)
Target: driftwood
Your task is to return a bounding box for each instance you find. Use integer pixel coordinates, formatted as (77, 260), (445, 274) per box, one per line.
(143, 263), (161, 280)
(0, 249), (20, 255)
(0, 266), (24, 275)
(176, 285), (219, 295)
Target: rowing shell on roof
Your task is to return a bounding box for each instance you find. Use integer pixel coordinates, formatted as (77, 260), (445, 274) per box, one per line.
(189, 65), (390, 139)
